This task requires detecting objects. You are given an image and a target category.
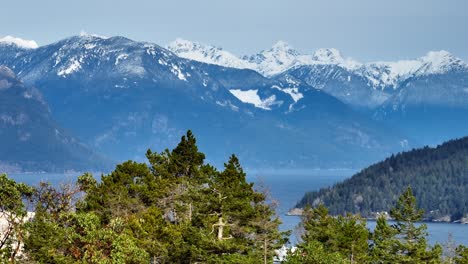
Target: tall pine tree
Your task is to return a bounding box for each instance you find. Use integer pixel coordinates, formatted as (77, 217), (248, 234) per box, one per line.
(372, 186), (442, 263)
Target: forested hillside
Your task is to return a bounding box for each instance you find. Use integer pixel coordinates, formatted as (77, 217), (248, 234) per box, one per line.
(297, 136), (468, 221)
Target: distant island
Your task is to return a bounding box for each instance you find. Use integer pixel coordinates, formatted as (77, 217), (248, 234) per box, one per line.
(295, 136), (468, 223)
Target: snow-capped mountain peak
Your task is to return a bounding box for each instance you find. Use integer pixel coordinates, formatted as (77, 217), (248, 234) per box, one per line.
(243, 41), (310, 76)
(418, 50), (465, 74)
(356, 50), (467, 89)
(168, 39), (360, 77)
(0, 35), (38, 49)
(312, 48), (344, 64)
(167, 38), (256, 69)
(268, 40), (299, 56)
(79, 31), (109, 39)
(167, 38), (207, 54)
(166, 38), (468, 91)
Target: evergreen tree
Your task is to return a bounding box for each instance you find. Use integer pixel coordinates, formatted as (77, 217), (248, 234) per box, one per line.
(371, 186), (442, 263)
(284, 241), (348, 264)
(454, 246), (468, 264)
(291, 205), (370, 263)
(77, 161), (153, 223)
(332, 213), (370, 263)
(390, 187), (442, 263)
(300, 205), (335, 246)
(32, 130), (287, 263)
(371, 216), (399, 263)
(188, 154), (287, 263)
(168, 130), (205, 180)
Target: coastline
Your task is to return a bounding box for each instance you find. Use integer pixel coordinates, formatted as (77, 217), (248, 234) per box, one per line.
(286, 208), (468, 224)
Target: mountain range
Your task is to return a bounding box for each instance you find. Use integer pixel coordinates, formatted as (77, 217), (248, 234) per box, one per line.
(168, 39), (468, 144)
(168, 38), (468, 107)
(0, 34), (467, 172)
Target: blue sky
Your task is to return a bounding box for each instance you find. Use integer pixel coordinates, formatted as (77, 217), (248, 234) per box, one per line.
(2, 0), (467, 61)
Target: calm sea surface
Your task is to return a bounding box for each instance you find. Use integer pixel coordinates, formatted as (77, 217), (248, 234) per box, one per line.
(9, 171), (468, 246)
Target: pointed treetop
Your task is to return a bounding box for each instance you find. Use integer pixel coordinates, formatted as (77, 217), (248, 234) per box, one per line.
(390, 186), (424, 222)
(169, 130), (205, 178)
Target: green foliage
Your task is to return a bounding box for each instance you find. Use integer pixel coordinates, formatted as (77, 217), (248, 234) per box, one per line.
(370, 187), (442, 263)
(455, 245), (468, 264)
(332, 214), (370, 263)
(298, 138), (468, 220)
(3, 131), (467, 263)
(23, 206), (69, 263)
(0, 174), (32, 214)
(193, 154), (288, 263)
(77, 161), (153, 223)
(284, 241), (348, 264)
(295, 205), (370, 263)
(289, 187), (447, 264)
(20, 130), (286, 263)
(168, 130), (205, 179)
(371, 216), (399, 262)
(300, 205), (335, 246)
(0, 173), (32, 261)
(25, 210), (148, 263)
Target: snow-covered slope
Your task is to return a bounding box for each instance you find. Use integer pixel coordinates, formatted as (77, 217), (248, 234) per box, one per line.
(167, 38), (256, 70)
(354, 50), (467, 89)
(167, 39), (358, 77)
(0, 35), (301, 112)
(0, 36), (38, 49)
(242, 41), (313, 76)
(228, 89), (278, 110)
(168, 39), (468, 90)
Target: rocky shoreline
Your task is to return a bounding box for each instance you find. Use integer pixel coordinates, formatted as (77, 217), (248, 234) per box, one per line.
(286, 208), (468, 224)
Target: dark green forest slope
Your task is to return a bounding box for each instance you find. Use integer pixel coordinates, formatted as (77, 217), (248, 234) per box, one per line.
(297, 136), (468, 221)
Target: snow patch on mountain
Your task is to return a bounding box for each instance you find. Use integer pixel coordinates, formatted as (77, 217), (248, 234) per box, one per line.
(271, 85), (303, 102)
(57, 58), (82, 77)
(0, 36), (38, 49)
(115, 54), (129, 65)
(229, 89), (277, 110)
(171, 64), (187, 81)
(215, 100), (239, 111)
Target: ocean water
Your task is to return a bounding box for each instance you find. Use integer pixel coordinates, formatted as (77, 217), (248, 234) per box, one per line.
(8, 171), (468, 246)
(247, 170), (468, 246)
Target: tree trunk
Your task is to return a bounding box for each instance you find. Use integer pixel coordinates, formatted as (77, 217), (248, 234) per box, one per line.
(217, 217), (224, 240)
(188, 203), (192, 222)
